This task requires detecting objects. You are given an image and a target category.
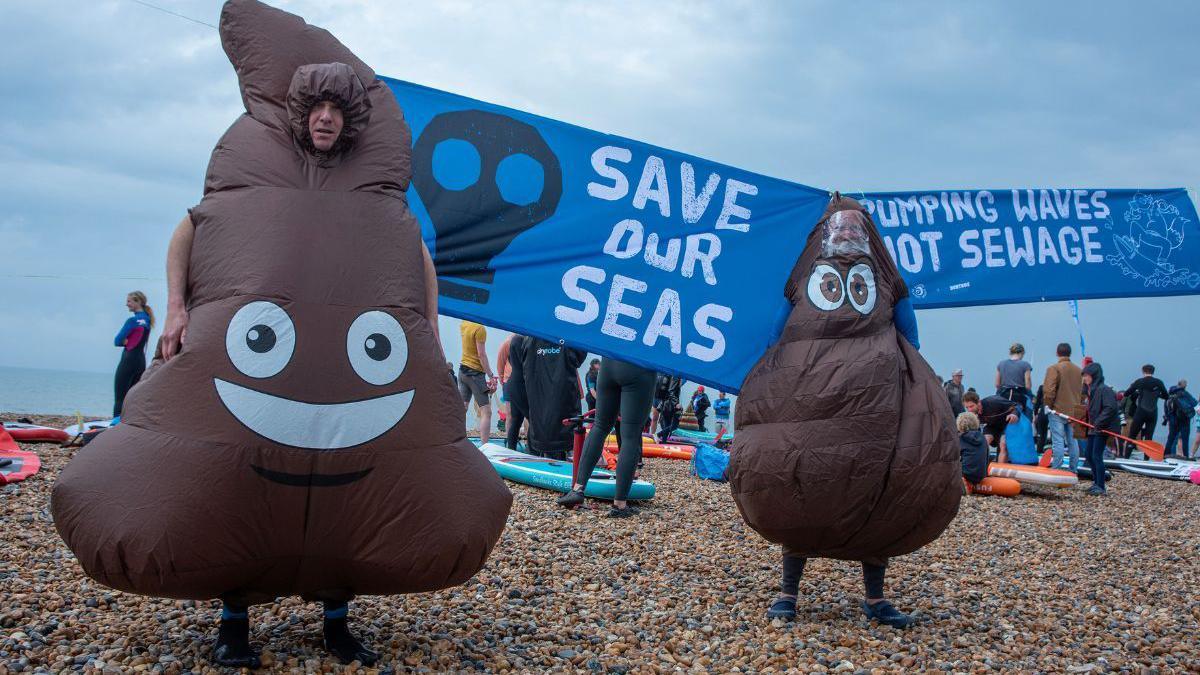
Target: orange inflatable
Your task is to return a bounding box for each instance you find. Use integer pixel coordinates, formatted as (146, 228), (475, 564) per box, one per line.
(601, 437), (694, 469)
(964, 477), (1021, 497)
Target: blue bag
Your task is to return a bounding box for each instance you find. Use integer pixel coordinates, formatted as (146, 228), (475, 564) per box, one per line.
(692, 443), (730, 482)
(1004, 410), (1038, 465)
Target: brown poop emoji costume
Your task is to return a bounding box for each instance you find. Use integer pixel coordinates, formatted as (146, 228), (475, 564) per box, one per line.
(52, 0), (512, 605)
(728, 195), (960, 561)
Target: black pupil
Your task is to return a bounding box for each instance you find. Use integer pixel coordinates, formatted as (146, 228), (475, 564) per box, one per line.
(365, 333), (391, 361)
(246, 325), (276, 353)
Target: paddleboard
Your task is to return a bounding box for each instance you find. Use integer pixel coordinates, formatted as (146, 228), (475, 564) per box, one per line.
(1038, 449), (1108, 481)
(0, 430), (40, 484)
(669, 428), (733, 445)
(62, 419), (115, 438)
(2, 422), (69, 444)
(604, 436), (694, 460)
(988, 462), (1078, 487)
(1105, 457), (1198, 481)
(964, 477), (1021, 497)
(477, 442), (655, 501)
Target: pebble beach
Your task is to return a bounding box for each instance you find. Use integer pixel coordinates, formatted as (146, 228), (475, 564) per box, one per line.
(3, 414), (1200, 673)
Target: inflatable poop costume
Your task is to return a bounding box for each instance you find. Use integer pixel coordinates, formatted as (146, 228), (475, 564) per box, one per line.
(52, 0), (512, 605)
(728, 195), (960, 561)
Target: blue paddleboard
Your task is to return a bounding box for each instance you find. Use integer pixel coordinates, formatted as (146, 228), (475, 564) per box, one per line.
(475, 442), (655, 501)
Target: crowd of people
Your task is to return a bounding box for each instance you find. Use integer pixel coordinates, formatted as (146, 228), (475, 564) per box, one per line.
(947, 342), (1196, 498)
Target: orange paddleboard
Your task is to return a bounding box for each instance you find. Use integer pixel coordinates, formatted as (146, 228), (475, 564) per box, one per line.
(604, 436), (694, 460)
(965, 477), (1021, 497)
(601, 438), (695, 468)
(988, 462), (1078, 487)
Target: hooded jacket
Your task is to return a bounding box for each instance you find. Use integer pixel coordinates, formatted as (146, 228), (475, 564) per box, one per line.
(52, 0), (511, 604)
(1083, 363), (1119, 434)
(959, 429), (988, 485)
(727, 195), (961, 561)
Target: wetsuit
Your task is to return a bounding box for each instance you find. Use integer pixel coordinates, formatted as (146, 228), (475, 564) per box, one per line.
(521, 338), (586, 459)
(574, 359), (657, 502)
(504, 335), (530, 451)
(977, 395), (1020, 448)
(1124, 375), (1167, 454)
(113, 311), (150, 416)
(655, 375), (683, 442)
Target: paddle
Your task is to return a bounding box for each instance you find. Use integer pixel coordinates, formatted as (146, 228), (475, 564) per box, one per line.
(1048, 408), (1164, 461)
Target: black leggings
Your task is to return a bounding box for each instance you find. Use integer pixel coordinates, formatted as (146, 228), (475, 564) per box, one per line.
(780, 554), (889, 600)
(1125, 409), (1157, 457)
(113, 348), (146, 417)
(574, 359), (657, 501)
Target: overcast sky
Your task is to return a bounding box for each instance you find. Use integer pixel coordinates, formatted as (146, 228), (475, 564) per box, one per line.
(2, 0), (1198, 404)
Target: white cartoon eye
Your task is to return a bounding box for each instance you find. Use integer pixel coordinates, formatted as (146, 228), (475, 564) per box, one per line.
(347, 311), (409, 386)
(226, 301), (296, 378)
(846, 263), (877, 314)
(807, 263), (845, 311)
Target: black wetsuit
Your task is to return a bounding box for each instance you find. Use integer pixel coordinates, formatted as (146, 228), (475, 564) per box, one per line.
(574, 358), (657, 502)
(655, 375), (683, 442)
(1125, 375), (1167, 452)
(504, 335), (530, 451)
(977, 395), (1020, 448)
(113, 312), (150, 417)
(521, 338), (586, 459)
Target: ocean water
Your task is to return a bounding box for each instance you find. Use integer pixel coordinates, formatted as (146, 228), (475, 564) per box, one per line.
(0, 364), (505, 431)
(0, 366), (114, 417)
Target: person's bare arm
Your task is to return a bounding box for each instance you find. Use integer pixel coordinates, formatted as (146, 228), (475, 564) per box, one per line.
(475, 338), (498, 392)
(1024, 369), (1032, 391)
(994, 368), (1002, 389)
(421, 242), (440, 346)
(161, 215), (194, 361)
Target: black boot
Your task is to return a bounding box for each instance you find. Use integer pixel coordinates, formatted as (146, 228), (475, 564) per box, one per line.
(213, 617), (261, 669)
(323, 616), (378, 666)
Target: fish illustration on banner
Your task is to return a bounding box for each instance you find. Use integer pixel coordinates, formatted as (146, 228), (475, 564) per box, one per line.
(383, 79), (1200, 392)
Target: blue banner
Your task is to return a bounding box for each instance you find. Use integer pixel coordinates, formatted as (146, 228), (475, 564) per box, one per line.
(857, 189), (1200, 308)
(385, 77), (831, 392)
(385, 78), (1200, 392)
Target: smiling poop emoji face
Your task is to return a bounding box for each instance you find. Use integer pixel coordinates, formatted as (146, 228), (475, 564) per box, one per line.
(52, 0), (511, 604)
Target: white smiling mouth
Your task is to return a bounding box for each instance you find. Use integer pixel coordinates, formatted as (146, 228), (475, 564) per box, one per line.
(214, 378), (414, 450)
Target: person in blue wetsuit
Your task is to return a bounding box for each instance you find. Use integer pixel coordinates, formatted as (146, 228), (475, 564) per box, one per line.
(113, 291), (154, 417)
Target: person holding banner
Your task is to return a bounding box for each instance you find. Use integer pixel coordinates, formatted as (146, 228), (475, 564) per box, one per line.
(557, 358), (657, 516)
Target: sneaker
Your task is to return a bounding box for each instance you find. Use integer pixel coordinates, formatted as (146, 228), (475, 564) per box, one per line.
(861, 600), (914, 629)
(606, 505), (640, 518)
(556, 490), (585, 508)
(766, 597), (797, 620)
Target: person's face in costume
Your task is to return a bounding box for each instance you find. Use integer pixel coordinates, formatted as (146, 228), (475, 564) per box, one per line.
(805, 210), (878, 318)
(308, 100), (344, 152)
